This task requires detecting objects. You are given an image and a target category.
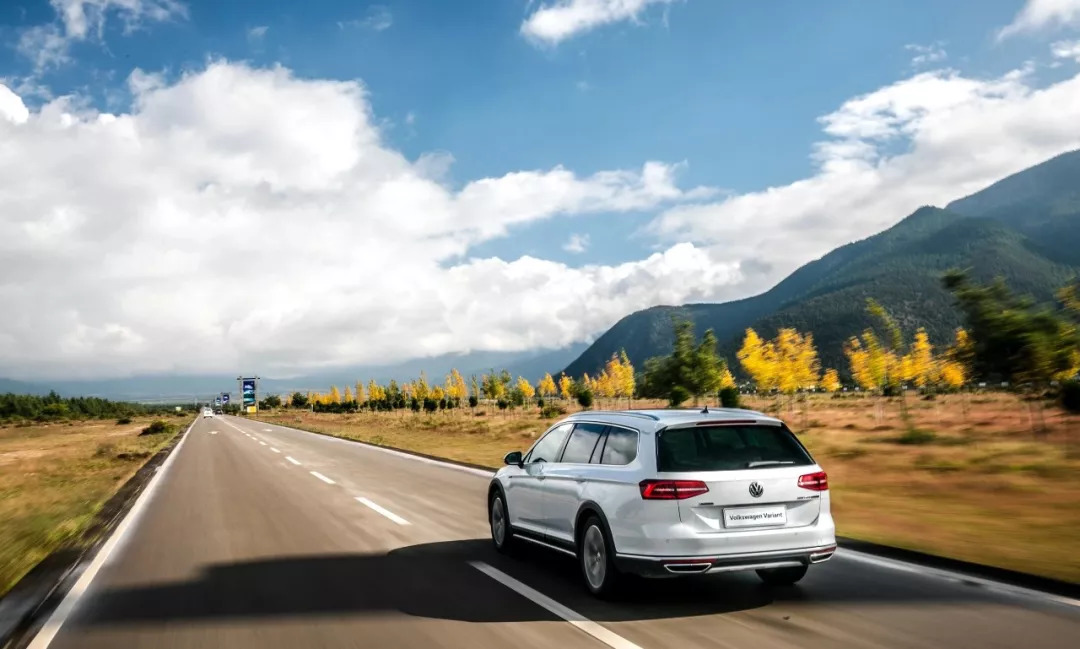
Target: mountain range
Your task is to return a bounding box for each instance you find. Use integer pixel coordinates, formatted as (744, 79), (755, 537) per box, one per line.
(563, 149), (1080, 378)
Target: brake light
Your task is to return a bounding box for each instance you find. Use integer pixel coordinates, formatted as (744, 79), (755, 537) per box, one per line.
(798, 471), (828, 491)
(639, 480), (709, 500)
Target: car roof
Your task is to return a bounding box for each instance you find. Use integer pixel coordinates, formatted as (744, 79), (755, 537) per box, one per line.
(561, 407), (782, 433)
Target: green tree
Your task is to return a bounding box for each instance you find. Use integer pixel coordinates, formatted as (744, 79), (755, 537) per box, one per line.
(290, 392), (309, 408)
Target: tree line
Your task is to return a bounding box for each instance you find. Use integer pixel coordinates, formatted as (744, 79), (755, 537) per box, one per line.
(0, 391), (190, 422)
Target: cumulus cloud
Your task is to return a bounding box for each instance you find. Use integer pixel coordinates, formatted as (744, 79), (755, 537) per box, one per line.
(998, 0), (1080, 40)
(563, 233), (590, 253)
(905, 42), (947, 67)
(649, 66), (1080, 294)
(0, 61), (730, 379)
(522, 0), (678, 45)
(1053, 39), (1080, 61)
(17, 0), (187, 70)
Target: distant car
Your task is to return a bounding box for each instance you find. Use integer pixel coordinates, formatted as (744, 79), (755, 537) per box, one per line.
(486, 408), (835, 597)
(202, 408), (213, 418)
(214, 409), (223, 415)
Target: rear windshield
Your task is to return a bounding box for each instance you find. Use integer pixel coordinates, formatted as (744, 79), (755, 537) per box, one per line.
(657, 425), (814, 472)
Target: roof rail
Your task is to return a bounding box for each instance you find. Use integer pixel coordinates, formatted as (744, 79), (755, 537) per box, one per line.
(569, 410), (661, 421)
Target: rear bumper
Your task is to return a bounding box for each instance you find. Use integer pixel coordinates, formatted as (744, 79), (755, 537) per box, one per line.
(614, 543), (837, 578)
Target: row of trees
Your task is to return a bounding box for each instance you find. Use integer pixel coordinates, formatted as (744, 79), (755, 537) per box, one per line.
(0, 391), (187, 422)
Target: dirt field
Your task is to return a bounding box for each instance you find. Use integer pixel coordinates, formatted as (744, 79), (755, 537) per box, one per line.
(253, 392), (1080, 583)
(0, 416), (186, 596)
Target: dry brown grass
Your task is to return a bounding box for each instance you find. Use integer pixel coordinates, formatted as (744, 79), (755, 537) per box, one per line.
(0, 417), (184, 596)
(255, 392), (1080, 583)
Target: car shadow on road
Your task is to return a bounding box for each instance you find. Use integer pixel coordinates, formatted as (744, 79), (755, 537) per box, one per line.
(79, 539), (1013, 627)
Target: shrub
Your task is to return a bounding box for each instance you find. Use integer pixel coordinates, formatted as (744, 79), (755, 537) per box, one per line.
(116, 417), (133, 425)
(140, 420), (176, 436)
(536, 397), (544, 410)
(1061, 379), (1080, 414)
(423, 398), (438, 413)
(497, 399), (509, 411)
(719, 387), (741, 408)
(541, 404), (567, 419)
(668, 386), (689, 407)
(468, 395), (479, 408)
(576, 390), (594, 409)
(895, 428), (937, 445)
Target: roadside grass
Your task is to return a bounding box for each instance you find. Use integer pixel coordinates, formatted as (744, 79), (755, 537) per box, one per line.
(254, 392), (1080, 583)
(0, 418), (183, 597)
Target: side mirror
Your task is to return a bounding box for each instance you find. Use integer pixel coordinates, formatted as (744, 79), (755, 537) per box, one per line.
(504, 451), (523, 467)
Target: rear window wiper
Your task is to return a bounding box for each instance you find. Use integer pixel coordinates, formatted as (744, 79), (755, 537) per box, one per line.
(746, 460), (795, 468)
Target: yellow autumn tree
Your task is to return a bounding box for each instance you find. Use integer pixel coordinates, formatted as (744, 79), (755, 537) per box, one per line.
(559, 373), (573, 400)
(355, 381), (366, 403)
(367, 380), (384, 402)
(845, 330), (899, 393)
(516, 376), (535, 402)
(448, 369), (468, 401)
(329, 385), (341, 403)
(821, 368), (841, 393)
(937, 327), (971, 390)
(904, 328), (936, 388)
(538, 373), (557, 398)
(343, 386), (353, 403)
(432, 385), (446, 401)
(738, 328), (779, 392)
(414, 372), (430, 401)
(719, 367), (736, 390)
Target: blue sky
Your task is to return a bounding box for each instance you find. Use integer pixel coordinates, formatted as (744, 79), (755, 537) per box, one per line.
(2, 0), (1080, 378)
(1, 0), (1052, 265)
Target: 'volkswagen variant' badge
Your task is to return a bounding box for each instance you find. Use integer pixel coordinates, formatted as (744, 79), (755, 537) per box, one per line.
(749, 482), (764, 498)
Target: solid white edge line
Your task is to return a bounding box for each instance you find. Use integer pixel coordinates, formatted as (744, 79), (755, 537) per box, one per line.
(309, 471), (335, 485)
(285, 456), (301, 466)
(355, 497), (411, 526)
(470, 561), (642, 649)
(26, 418), (197, 649)
(270, 448), (281, 453)
(839, 550), (1080, 609)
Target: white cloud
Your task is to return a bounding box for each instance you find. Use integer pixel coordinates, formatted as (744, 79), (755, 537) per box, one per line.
(17, 0), (187, 71)
(0, 84), (31, 125)
(905, 42), (947, 67)
(248, 25), (269, 43)
(0, 61), (729, 379)
(649, 65), (1080, 296)
(563, 233), (590, 253)
(1053, 39), (1080, 61)
(998, 0), (1080, 40)
(522, 0), (678, 46)
(338, 5), (393, 31)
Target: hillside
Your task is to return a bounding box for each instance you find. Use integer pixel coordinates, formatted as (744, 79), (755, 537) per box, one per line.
(564, 149), (1080, 379)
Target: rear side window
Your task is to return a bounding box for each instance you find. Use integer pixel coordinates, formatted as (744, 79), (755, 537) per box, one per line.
(526, 424), (571, 463)
(657, 425), (813, 472)
(559, 423), (605, 464)
(595, 427), (638, 465)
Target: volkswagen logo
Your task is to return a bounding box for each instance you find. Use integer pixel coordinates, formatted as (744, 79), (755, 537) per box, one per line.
(749, 482), (764, 498)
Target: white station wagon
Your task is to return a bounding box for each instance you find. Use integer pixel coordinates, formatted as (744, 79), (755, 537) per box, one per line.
(487, 408), (836, 596)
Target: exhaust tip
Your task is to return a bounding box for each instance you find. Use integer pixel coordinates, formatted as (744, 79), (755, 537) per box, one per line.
(663, 562), (713, 574)
(809, 547), (837, 564)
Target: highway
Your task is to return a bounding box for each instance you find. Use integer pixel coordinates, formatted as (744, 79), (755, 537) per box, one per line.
(24, 415), (1080, 649)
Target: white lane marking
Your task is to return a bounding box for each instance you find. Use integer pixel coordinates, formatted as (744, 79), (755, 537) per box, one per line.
(285, 456), (301, 466)
(208, 431), (218, 435)
(259, 441), (267, 446)
(261, 420), (495, 479)
(839, 550), (1080, 609)
(270, 448), (281, 453)
(355, 497), (411, 526)
(310, 471), (335, 485)
(26, 418), (197, 649)
(263, 428), (273, 432)
(470, 562), (642, 649)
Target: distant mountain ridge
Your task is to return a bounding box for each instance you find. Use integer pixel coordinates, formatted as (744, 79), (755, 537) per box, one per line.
(0, 343), (588, 401)
(563, 149), (1080, 379)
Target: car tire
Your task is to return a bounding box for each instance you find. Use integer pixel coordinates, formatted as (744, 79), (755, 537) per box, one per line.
(578, 515), (621, 598)
(489, 491), (515, 554)
(756, 565), (808, 586)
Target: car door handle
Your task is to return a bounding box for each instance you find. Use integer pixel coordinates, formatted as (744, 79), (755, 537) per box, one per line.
(574, 477), (585, 483)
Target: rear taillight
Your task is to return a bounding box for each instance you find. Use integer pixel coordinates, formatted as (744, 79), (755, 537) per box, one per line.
(639, 480), (709, 500)
(798, 471), (828, 491)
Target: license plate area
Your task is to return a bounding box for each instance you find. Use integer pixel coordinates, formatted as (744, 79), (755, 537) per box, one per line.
(722, 505), (787, 528)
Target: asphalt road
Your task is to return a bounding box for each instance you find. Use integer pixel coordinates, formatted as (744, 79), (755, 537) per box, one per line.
(25, 415), (1080, 649)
